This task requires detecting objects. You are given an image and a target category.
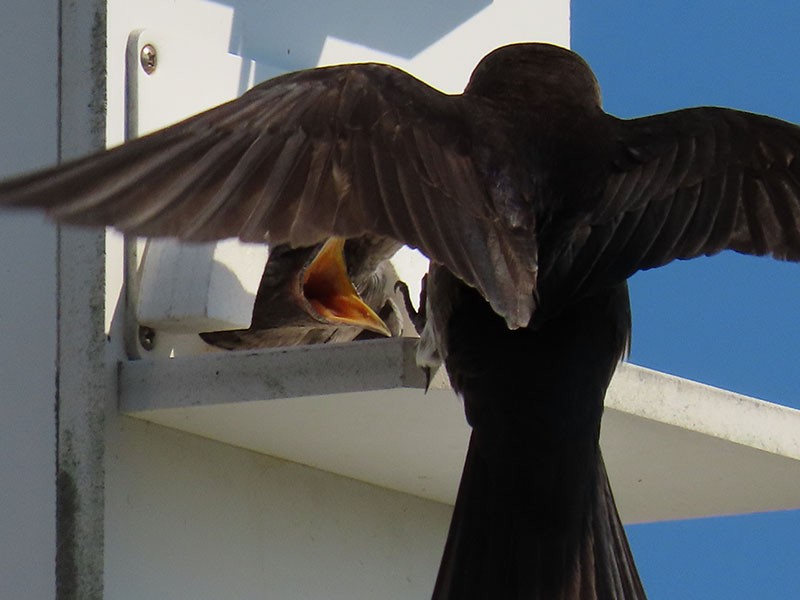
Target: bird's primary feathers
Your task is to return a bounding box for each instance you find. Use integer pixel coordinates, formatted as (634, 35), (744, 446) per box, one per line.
(3, 42), (800, 598)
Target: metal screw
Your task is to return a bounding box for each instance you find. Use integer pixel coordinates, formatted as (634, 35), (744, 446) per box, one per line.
(140, 44), (157, 75)
(138, 326), (156, 351)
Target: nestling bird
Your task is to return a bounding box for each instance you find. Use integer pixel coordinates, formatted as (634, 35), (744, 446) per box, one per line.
(200, 236), (404, 349)
(4, 42), (800, 598)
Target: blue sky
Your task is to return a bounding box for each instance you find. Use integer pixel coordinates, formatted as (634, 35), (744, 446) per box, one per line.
(572, 2), (800, 597)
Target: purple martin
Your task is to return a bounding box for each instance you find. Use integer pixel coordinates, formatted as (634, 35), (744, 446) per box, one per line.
(4, 42), (800, 598)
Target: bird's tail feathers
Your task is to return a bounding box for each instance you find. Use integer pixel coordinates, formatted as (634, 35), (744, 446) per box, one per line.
(432, 434), (646, 600)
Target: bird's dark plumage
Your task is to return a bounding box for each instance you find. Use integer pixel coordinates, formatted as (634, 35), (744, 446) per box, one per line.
(3, 42), (800, 598)
(428, 268), (639, 598)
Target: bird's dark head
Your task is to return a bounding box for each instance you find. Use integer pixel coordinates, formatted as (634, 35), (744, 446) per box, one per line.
(465, 43), (602, 112)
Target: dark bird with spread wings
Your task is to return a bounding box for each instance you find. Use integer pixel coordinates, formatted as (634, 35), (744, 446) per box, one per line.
(4, 42), (800, 598)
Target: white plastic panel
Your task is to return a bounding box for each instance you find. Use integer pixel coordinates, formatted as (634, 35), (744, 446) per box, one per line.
(136, 239), (270, 331)
(0, 3), (59, 599)
(127, 28), (274, 336)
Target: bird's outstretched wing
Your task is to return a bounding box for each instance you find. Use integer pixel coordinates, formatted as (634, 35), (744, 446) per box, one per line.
(542, 107), (800, 306)
(0, 63), (537, 328)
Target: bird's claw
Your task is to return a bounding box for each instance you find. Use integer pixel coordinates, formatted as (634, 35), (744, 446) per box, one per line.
(395, 275), (428, 335)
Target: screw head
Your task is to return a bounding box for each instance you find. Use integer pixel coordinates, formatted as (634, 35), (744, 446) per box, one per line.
(138, 326), (156, 351)
(140, 44), (157, 75)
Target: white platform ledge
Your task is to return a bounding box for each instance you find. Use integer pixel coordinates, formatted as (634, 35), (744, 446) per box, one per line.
(120, 337), (800, 523)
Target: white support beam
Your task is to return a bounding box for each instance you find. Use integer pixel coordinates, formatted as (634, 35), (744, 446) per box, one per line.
(55, 2), (109, 599)
(121, 338), (800, 522)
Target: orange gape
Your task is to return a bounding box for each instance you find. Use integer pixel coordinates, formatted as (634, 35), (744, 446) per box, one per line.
(303, 237), (391, 336)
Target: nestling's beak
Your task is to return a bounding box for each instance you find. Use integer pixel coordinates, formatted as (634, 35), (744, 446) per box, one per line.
(302, 237), (392, 337)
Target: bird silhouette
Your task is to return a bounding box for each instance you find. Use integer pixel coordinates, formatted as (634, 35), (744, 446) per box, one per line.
(4, 42), (800, 598)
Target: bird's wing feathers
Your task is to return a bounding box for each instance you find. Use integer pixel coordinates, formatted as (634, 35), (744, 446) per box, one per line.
(0, 63), (537, 327)
(545, 107), (800, 303)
